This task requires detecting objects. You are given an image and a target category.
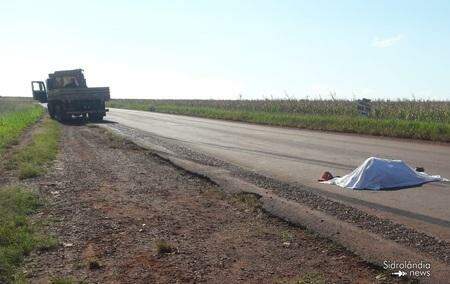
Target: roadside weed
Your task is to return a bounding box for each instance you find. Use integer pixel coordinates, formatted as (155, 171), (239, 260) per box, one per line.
(10, 117), (60, 179)
(0, 187), (55, 283)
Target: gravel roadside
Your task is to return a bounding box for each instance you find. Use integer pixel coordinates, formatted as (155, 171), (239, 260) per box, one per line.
(105, 123), (450, 265)
(20, 124), (392, 283)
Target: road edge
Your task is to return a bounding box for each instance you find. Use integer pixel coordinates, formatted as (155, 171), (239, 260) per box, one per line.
(98, 124), (449, 283)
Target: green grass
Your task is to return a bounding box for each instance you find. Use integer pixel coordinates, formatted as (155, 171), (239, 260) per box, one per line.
(8, 117), (61, 179)
(0, 187), (57, 283)
(0, 100), (44, 155)
(0, 100), (60, 281)
(50, 278), (77, 284)
(108, 99), (450, 142)
(155, 240), (176, 255)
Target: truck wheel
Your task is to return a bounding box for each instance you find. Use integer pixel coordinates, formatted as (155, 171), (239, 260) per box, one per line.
(89, 113), (103, 122)
(48, 103), (56, 119)
(54, 105), (62, 121)
(54, 105), (70, 122)
(61, 113), (71, 122)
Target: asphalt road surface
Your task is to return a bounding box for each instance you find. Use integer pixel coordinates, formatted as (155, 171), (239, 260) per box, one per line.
(107, 108), (450, 240)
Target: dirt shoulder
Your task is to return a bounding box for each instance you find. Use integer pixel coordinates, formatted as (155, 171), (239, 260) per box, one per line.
(21, 124), (392, 283)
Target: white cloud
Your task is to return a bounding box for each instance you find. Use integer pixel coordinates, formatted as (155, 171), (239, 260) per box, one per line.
(372, 34), (405, 48)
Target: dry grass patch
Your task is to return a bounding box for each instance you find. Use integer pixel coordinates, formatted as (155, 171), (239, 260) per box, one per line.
(155, 240), (176, 255)
(233, 192), (263, 211)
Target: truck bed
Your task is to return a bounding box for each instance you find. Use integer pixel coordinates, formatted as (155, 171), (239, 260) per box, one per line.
(48, 87), (110, 101)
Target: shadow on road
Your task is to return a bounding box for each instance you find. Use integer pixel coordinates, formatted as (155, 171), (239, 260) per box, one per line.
(57, 118), (117, 126)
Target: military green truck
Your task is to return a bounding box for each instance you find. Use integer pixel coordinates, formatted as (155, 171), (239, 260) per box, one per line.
(31, 69), (110, 121)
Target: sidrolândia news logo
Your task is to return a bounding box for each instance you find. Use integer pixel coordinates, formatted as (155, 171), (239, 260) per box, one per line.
(384, 260), (431, 278)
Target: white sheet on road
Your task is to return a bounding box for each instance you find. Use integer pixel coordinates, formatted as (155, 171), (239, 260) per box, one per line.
(323, 157), (447, 190)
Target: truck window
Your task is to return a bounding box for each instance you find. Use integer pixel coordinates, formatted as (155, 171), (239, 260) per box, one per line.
(32, 82), (44, 91)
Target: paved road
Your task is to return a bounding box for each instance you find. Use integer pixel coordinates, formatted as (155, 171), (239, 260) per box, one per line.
(107, 108), (450, 240)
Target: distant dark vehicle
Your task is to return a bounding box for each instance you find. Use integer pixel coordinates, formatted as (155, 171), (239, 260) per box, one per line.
(31, 69), (110, 121)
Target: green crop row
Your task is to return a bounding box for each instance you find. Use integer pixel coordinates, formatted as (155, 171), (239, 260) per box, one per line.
(107, 99), (450, 142)
(108, 99), (450, 123)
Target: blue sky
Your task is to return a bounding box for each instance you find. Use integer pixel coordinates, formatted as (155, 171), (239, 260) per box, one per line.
(1, 0), (449, 100)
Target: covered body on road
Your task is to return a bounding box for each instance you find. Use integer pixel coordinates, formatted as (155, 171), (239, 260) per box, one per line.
(323, 157), (446, 190)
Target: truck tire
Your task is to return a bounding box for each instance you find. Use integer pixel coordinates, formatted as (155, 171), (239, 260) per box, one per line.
(48, 103), (56, 119)
(89, 113), (103, 122)
(61, 113), (71, 122)
(54, 104), (70, 122)
(54, 104), (62, 121)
